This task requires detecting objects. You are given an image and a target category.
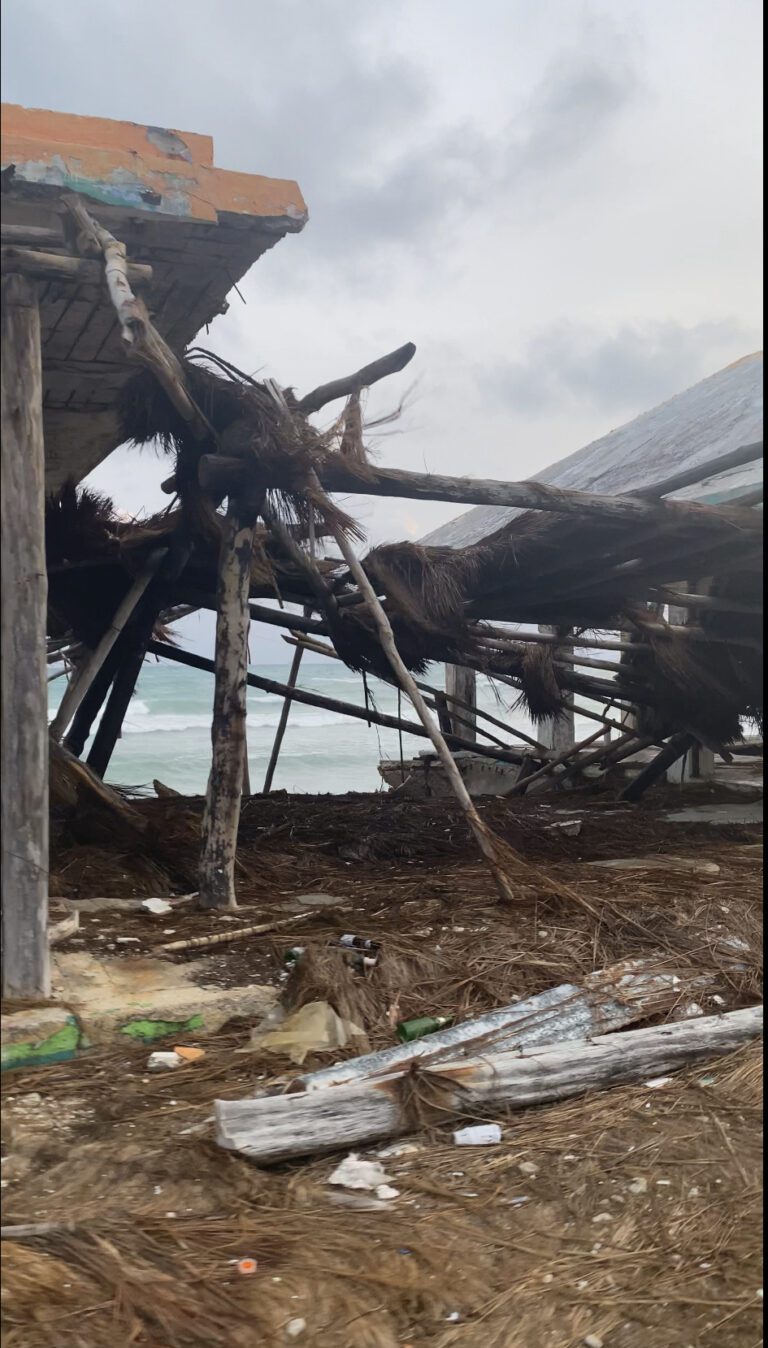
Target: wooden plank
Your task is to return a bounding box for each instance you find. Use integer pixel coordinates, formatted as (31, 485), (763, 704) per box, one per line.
(147, 640), (532, 767)
(1, 273), (50, 998)
(0, 245), (152, 287)
(215, 1007), (762, 1162)
(316, 461), (764, 530)
(297, 958), (707, 1091)
(446, 665), (477, 742)
(640, 441), (763, 499)
(1, 224), (66, 247)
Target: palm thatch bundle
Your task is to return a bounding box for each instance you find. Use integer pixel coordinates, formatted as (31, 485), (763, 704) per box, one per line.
(45, 344), (762, 797)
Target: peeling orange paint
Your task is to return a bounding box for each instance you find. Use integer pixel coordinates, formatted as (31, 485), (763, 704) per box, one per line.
(1, 103), (307, 227)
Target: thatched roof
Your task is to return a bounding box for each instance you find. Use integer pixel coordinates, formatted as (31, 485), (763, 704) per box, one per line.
(47, 353), (763, 747)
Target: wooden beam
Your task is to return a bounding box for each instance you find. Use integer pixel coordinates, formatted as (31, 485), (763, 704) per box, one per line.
(0, 245), (152, 287)
(263, 619), (311, 793)
(199, 495), (263, 909)
(284, 633), (549, 754)
(315, 460), (763, 529)
(504, 724), (617, 797)
(322, 498), (522, 903)
(649, 586), (762, 615)
(192, 453), (763, 532)
(298, 958), (704, 1090)
(215, 1007), (762, 1162)
(1, 274), (50, 998)
(297, 342), (416, 416)
(620, 733), (696, 802)
(638, 441), (763, 499)
(146, 640), (535, 767)
(1, 224), (66, 247)
(62, 642), (124, 757)
(446, 665), (476, 742)
(49, 550), (168, 742)
(62, 195), (211, 441)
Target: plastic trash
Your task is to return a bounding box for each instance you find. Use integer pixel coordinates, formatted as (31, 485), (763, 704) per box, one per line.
(453, 1124), (502, 1146)
(252, 1001), (367, 1066)
(147, 1051), (184, 1071)
(328, 1153), (393, 1192)
(173, 1046), (205, 1063)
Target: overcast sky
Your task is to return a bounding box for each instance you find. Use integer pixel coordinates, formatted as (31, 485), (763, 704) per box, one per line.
(3, 0), (763, 661)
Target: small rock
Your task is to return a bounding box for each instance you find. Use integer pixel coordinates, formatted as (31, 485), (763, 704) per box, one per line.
(592, 1212), (613, 1224)
(377, 1141), (423, 1159)
(628, 1177), (648, 1194)
(518, 1161), (538, 1177)
(142, 898), (173, 916)
(375, 1184), (400, 1200)
(286, 1319), (306, 1339)
(584, 1336), (604, 1348)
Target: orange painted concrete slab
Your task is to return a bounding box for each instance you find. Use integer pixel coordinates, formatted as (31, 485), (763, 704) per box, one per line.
(1, 103), (307, 226)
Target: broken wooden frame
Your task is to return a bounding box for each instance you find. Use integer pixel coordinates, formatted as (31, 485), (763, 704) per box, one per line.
(216, 1006), (762, 1162)
(40, 196), (763, 912)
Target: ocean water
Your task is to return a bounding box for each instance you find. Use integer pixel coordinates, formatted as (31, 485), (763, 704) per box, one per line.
(48, 659), (602, 796)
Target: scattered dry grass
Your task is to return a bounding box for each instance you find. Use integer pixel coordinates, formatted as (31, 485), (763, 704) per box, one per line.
(3, 794), (762, 1347)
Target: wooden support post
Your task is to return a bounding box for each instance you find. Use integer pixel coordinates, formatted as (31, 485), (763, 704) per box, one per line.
(199, 496), (262, 909)
(86, 637), (146, 778)
(667, 582), (715, 783)
(62, 644), (123, 757)
(620, 733), (696, 802)
(1, 274), (50, 998)
(537, 626), (575, 751)
(446, 665), (477, 742)
(49, 551), (167, 742)
(263, 639), (306, 793)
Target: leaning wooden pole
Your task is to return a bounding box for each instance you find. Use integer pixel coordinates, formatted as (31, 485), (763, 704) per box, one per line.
(620, 733), (696, 802)
(49, 550), (167, 742)
(1, 274), (50, 997)
(147, 641), (536, 767)
(199, 495), (263, 909)
(263, 639), (306, 793)
(321, 506), (522, 903)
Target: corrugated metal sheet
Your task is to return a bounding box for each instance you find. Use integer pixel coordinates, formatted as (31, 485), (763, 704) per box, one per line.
(421, 353), (763, 548)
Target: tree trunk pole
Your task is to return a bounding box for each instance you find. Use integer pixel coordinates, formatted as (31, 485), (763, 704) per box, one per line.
(1, 274), (50, 997)
(199, 497), (262, 909)
(263, 640), (306, 792)
(323, 513), (520, 902)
